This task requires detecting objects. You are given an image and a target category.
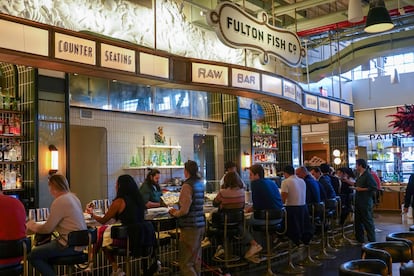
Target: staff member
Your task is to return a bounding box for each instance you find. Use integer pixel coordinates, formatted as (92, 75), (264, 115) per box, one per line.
(354, 159), (378, 243)
(140, 168), (164, 208)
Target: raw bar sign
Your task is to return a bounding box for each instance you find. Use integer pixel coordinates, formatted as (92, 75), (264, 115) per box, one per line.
(207, 2), (305, 67)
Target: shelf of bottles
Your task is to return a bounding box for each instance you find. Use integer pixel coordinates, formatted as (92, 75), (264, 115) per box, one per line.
(252, 121), (278, 178)
(124, 137), (184, 170)
(0, 88), (24, 191)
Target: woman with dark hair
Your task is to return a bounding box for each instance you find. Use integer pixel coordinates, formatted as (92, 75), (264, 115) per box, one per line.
(168, 160), (205, 276)
(140, 168), (164, 208)
(86, 174), (145, 276)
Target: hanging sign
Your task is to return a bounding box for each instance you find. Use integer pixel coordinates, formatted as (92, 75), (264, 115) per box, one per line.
(207, 2), (305, 67)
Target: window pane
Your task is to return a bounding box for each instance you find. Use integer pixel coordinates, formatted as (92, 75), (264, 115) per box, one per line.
(109, 82), (152, 112)
(69, 75), (109, 108)
(155, 88), (190, 117)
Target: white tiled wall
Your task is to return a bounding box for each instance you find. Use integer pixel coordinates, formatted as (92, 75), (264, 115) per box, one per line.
(70, 107), (224, 199)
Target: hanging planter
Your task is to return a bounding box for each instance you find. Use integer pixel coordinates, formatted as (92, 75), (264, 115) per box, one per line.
(387, 105), (414, 137)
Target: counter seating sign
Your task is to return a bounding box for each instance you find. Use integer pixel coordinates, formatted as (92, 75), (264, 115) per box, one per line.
(207, 2), (305, 67)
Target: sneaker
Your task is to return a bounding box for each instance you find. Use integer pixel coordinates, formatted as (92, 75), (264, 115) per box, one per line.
(214, 245), (225, 258)
(244, 244), (263, 259)
(111, 268), (125, 276)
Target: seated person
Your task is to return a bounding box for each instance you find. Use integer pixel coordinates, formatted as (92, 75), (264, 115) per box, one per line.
(26, 174), (87, 276)
(245, 164), (284, 262)
(281, 165), (313, 246)
(0, 185), (26, 269)
(85, 174), (146, 276)
(140, 168), (164, 208)
(219, 161), (245, 188)
(209, 171), (245, 259)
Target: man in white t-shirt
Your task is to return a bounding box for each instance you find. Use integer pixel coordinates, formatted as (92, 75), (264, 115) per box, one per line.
(281, 165), (313, 246)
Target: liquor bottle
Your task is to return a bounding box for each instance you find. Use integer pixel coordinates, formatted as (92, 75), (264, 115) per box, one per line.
(176, 150), (182, 166)
(4, 93), (10, 110)
(16, 167), (22, 189)
(0, 87), (3, 109)
(3, 119), (9, 134)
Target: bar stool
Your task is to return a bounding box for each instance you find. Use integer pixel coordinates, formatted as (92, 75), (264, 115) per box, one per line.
(386, 232), (414, 259)
(151, 217), (178, 273)
(362, 241), (414, 276)
(49, 228), (97, 276)
(339, 259), (388, 276)
(0, 237), (31, 276)
(107, 222), (156, 276)
(252, 208), (286, 276)
(209, 209), (245, 267)
(325, 198), (339, 252)
(299, 203), (322, 267)
(315, 201), (336, 260)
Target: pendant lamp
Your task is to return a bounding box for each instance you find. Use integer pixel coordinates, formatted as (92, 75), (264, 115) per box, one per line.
(364, 0), (394, 33)
(348, 0), (364, 23)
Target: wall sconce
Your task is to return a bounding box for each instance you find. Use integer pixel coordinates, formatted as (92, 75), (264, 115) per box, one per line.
(364, 0), (394, 33)
(242, 152), (251, 171)
(49, 145), (59, 175)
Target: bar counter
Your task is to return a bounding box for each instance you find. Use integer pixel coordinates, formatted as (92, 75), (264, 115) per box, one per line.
(376, 182), (407, 211)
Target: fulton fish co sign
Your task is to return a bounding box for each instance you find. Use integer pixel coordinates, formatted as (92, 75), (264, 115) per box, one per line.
(207, 2), (305, 67)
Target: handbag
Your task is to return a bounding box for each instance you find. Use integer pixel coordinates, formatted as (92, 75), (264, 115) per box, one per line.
(34, 233), (53, 246)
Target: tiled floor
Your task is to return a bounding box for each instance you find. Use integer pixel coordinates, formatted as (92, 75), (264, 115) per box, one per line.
(212, 211), (411, 276)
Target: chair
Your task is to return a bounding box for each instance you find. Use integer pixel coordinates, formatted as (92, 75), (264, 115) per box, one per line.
(362, 241), (414, 276)
(325, 197), (340, 252)
(151, 217), (178, 274)
(209, 209), (245, 266)
(49, 228), (97, 276)
(314, 201), (336, 260)
(0, 237), (31, 276)
(339, 259), (388, 276)
(252, 208), (287, 276)
(386, 232), (414, 259)
(107, 222), (156, 276)
(299, 202), (323, 267)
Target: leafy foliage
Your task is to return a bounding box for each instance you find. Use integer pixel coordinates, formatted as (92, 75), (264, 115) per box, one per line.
(388, 105), (414, 137)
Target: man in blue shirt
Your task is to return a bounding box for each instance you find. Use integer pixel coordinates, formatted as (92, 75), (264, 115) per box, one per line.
(244, 164), (283, 262)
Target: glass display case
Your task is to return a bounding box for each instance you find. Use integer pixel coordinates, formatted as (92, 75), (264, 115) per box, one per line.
(356, 133), (414, 183)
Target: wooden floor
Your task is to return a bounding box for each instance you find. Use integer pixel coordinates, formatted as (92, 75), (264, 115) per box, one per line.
(214, 210), (410, 276)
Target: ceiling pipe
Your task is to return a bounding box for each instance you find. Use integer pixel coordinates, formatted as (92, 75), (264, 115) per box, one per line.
(272, 0), (337, 15)
(297, 6), (414, 37)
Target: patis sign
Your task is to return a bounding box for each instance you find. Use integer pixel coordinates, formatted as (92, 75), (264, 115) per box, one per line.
(207, 2), (305, 67)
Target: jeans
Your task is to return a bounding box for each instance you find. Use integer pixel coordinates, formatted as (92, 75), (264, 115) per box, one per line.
(28, 240), (79, 276)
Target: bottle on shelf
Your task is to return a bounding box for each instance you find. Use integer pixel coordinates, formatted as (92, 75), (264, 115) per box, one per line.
(0, 87), (3, 109)
(16, 167), (22, 189)
(176, 150), (182, 166)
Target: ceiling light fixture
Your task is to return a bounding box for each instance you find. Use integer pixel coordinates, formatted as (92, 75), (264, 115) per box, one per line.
(348, 0), (364, 23)
(364, 0), (394, 33)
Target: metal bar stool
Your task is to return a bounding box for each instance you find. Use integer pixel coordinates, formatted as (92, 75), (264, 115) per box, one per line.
(49, 228), (97, 276)
(0, 237), (31, 276)
(107, 222), (156, 276)
(315, 201), (336, 260)
(210, 209), (245, 268)
(252, 208), (287, 276)
(299, 203), (322, 267)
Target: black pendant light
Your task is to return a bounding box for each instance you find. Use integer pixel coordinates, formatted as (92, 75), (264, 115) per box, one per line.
(364, 0), (394, 33)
